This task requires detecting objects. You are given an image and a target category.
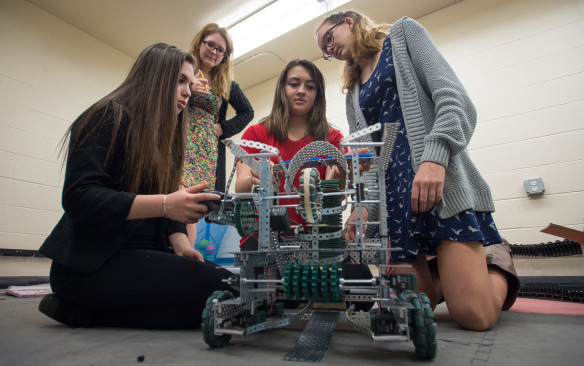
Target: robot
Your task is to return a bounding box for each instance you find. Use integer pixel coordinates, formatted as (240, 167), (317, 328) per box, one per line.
(201, 122), (437, 360)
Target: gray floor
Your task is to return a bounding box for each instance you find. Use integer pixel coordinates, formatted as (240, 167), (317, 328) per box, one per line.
(1, 296), (583, 366)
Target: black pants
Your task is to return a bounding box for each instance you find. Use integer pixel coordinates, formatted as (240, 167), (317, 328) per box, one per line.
(50, 249), (234, 329)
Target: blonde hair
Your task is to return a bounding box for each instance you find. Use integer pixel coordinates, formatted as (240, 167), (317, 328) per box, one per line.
(189, 23), (233, 100)
(318, 11), (390, 91)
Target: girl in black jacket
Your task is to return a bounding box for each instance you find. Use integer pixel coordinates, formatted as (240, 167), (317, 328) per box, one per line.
(39, 43), (234, 329)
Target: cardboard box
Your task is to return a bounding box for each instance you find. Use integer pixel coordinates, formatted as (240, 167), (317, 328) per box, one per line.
(541, 223), (584, 244)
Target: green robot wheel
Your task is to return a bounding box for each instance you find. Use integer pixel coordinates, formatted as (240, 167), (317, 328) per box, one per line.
(201, 290), (235, 348)
(407, 292), (437, 360)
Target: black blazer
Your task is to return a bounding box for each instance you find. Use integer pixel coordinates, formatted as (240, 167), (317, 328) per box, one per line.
(40, 105), (187, 273)
(215, 81), (254, 191)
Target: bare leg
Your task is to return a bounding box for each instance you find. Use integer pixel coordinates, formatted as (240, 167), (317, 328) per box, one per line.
(392, 254), (442, 307)
(436, 240), (508, 331)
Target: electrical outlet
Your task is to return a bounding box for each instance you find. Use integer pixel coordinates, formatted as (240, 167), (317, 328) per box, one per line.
(524, 178), (545, 196)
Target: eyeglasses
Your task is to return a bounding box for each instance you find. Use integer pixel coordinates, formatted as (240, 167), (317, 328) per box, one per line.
(321, 20), (345, 61)
(202, 40), (226, 56)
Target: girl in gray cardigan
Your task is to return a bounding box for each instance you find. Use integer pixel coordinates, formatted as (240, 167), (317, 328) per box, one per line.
(316, 11), (519, 331)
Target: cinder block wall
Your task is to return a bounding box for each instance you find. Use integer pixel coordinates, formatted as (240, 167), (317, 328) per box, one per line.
(422, 0), (584, 246)
(1, 0), (583, 277)
(0, 0), (132, 276)
(236, 0), (584, 250)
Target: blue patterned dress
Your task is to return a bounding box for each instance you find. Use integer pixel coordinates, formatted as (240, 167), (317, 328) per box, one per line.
(359, 36), (501, 262)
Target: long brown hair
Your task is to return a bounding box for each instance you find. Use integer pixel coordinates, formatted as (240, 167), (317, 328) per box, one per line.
(189, 23), (233, 100)
(63, 43), (194, 194)
(261, 59), (330, 142)
(319, 11), (390, 91)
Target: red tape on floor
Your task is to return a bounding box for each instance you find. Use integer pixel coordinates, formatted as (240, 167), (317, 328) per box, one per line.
(508, 298), (584, 316)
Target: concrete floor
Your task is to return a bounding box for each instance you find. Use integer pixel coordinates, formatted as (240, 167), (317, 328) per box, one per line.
(1, 296), (583, 366)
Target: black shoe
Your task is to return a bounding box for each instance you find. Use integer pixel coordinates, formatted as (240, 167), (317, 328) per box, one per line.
(39, 294), (94, 328)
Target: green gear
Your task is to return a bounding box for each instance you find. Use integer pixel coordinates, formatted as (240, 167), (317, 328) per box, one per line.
(311, 264), (319, 300)
(302, 264), (311, 299)
(234, 200), (255, 237)
(319, 179), (343, 259)
(329, 263), (344, 302)
(320, 265), (329, 300)
(284, 263), (294, 299)
(329, 264), (338, 302)
(293, 264), (303, 299)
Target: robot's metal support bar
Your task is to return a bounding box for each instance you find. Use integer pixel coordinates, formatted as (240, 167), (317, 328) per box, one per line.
(216, 302), (312, 337)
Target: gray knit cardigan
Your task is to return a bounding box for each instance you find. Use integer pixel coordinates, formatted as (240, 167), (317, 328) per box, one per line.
(346, 17), (495, 219)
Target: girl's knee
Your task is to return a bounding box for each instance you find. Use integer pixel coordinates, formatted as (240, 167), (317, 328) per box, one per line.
(448, 302), (499, 331)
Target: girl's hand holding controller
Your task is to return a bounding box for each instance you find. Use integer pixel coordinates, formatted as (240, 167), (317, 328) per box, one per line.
(166, 183), (220, 224)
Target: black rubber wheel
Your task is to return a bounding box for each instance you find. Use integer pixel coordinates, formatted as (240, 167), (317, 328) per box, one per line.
(201, 290), (234, 348)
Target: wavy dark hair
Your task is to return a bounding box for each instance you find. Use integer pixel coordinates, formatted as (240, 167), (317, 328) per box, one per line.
(62, 43), (194, 194)
(318, 11), (390, 91)
(261, 59), (330, 142)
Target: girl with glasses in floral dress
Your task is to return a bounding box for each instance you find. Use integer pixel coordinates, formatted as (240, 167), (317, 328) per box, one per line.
(184, 23), (254, 245)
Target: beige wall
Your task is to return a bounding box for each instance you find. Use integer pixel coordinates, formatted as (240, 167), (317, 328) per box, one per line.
(423, 0), (584, 246)
(0, 0), (132, 275)
(234, 0), (584, 249)
(1, 0), (583, 276)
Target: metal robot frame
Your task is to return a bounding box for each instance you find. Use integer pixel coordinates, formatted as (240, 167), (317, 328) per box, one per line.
(201, 122), (437, 360)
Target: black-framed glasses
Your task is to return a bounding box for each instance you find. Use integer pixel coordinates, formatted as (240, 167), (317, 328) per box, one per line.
(202, 40), (226, 56)
(321, 20), (344, 61)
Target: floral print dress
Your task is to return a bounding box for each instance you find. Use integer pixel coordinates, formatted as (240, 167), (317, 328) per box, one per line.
(182, 90), (222, 189)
